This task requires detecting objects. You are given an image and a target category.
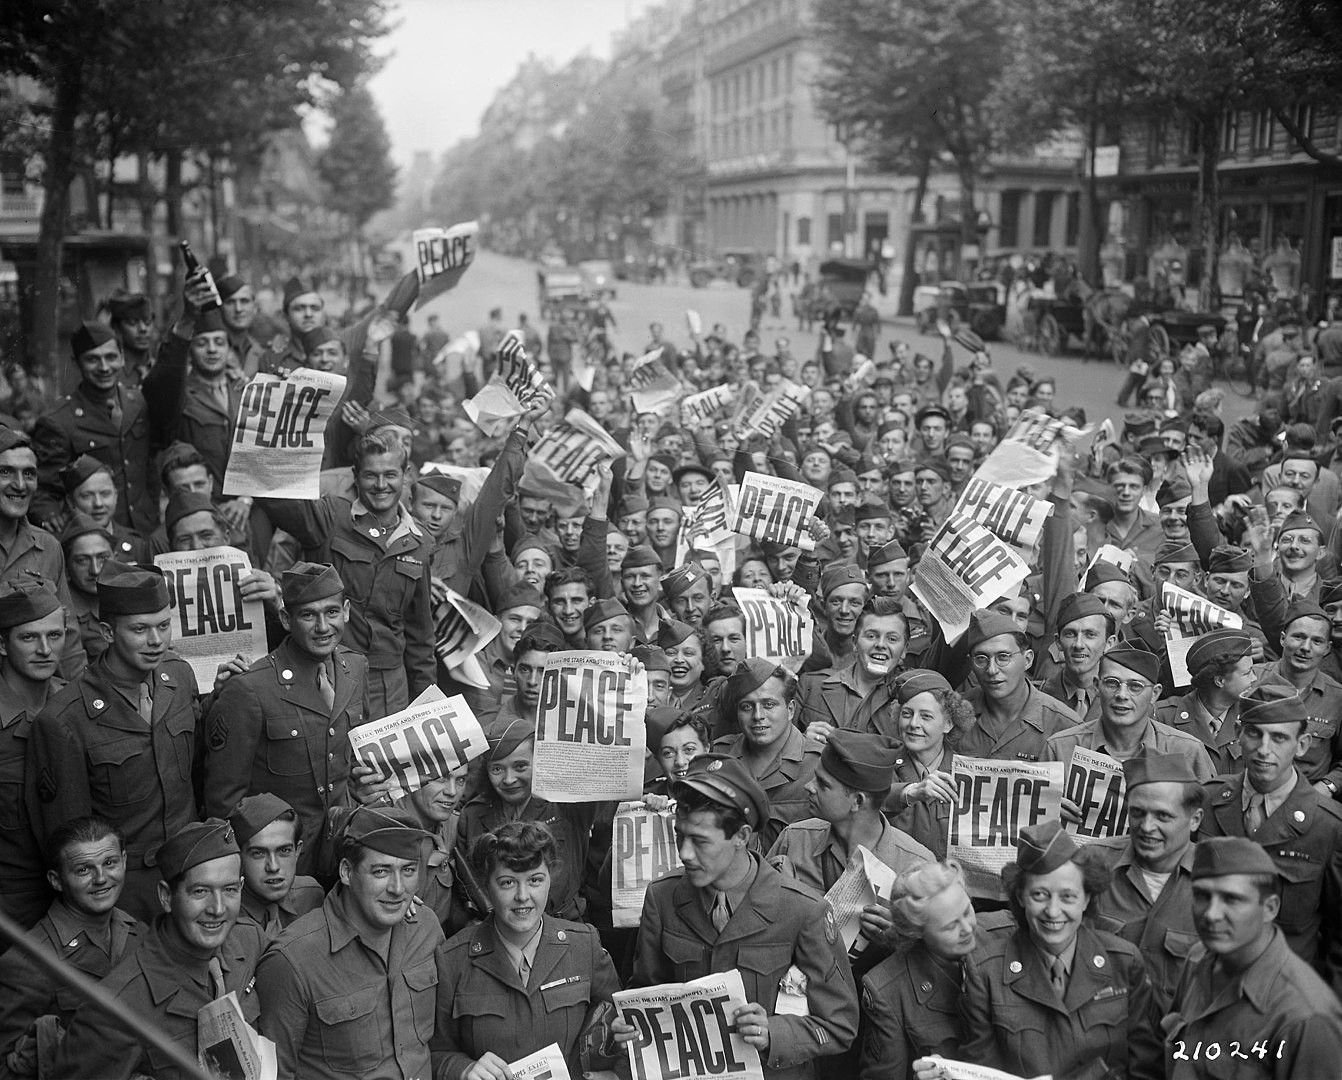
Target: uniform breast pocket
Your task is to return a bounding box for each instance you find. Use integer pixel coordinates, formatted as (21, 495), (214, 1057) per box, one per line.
(1274, 856), (1323, 932)
(87, 738), (149, 806)
(735, 944), (794, 1008)
(402, 959), (439, 1042)
(0, 781), (24, 832)
(165, 705), (196, 781)
(663, 932), (709, 983)
(988, 1003), (1048, 1070)
(1078, 987), (1129, 1037)
(263, 716), (310, 777)
(540, 975), (591, 1015)
(450, 993), (510, 1054)
(314, 986), (385, 1071)
(329, 538), (374, 604)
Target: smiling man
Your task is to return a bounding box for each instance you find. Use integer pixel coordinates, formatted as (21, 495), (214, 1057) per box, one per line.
(54, 818), (264, 1080)
(30, 562), (199, 921)
(256, 806), (446, 1080)
(544, 566), (592, 647)
(203, 563), (368, 874)
(1038, 593), (1117, 721)
(799, 597), (907, 742)
(620, 545), (664, 641)
(228, 793), (324, 940)
(818, 564), (871, 668)
(459, 582), (545, 724)
(663, 562), (714, 627)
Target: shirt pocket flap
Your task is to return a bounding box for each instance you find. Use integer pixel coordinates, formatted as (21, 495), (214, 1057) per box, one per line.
(164, 704), (194, 738)
(329, 535), (374, 565)
(1274, 854), (1321, 884)
(403, 960), (439, 992)
(263, 714), (302, 740)
(87, 738), (141, 767)
(663, 933), (705, 966)
(1163, 928), (1199, 958)
(393, 557), (423, 579)
(540, 977), (591, 1011)
(452, 993), (510, 1019)
(315, 986), (381, 1025)
(736, 944), (793, 976)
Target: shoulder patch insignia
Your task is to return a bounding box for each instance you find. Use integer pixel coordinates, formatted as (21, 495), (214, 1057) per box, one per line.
(207, 712), (230, 752)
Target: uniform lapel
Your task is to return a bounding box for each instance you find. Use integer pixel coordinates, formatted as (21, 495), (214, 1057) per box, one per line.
(329, 649), (358, 718)
(1062, 925), (1108, 1012)
(469, 922), (527, 992)
(1253, 775), (1313, 844)
(529, 923), (567, 987)
(273, 643), (329, 716)
(1209, 774), (1249, 837)
(671, 874), (719, 948)
(714, 861), (776, 946)
(1002, 932), (1064, 1013)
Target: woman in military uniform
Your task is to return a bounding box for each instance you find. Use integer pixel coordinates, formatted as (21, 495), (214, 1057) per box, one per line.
(435, 822), (620, 1080)
(956, 821), (1163, 1080)
(859, 860), (978, 1080)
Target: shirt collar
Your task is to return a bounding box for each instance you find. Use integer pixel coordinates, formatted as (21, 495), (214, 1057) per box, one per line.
(497, 916), (546, 975)
(351, 498), (422, 542)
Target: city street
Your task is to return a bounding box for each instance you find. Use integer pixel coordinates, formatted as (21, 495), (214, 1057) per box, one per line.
(412, 248), (1260, 428)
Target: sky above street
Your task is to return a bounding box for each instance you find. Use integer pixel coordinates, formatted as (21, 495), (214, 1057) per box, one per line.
(368, 0), (661, 165)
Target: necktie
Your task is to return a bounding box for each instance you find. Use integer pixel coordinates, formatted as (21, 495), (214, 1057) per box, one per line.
(317, 663), (335, 710)
(108, 393), (123, 426)
(264, 904), (281, 934)
(1049, 956), (1067, 998)
(207, 956), (227, 1000)
(710, 890), (731, 932)
(1209, 714), (1221, 736)
(1246, 793), (1266, 834)
(137, 682), (153, 724)
(518, 952), (531, 984)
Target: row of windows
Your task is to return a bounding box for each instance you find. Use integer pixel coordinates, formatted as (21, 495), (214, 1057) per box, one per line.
(710, 51), (795, 113)
(998, 189), (1081, 249)
(704, 0), (799, 45)
(1146, 105), (1324, 166)
(710, 109), (794, 158)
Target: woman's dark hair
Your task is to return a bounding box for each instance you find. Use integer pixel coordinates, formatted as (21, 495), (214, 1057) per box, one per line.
(1191, 653), (1247, 695)
(472, 820), (559, 878)
(1001, 846), (1112, 929)
(674, 785), (748, 839)
(656, 715), (711, 754)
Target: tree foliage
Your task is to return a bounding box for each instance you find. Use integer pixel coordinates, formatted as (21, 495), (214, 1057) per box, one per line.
(319, 83), (398, 228)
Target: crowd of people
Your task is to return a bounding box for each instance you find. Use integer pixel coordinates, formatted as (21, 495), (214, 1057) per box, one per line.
(0, 253), (1340, 1080)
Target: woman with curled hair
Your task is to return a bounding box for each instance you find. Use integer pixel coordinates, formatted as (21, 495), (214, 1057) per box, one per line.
(885, 671), (975, 858)
(951, 821), (1162, 1080)
(436, 821), (621, 1080)
(858, 860), (977, 1080)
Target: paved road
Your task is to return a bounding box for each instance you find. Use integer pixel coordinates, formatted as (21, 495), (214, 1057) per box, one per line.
(404, 249), (1258, 430)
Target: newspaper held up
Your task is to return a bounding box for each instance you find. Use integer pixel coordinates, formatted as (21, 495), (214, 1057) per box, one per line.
(1085, 542), (1135, 576)
(910, 511), (1032, 644)
(734, 379), (809, 439)
(462, 330), (551, 436)
(1063, 746), (1127, 845)
(824, 845), (898, 954)
(680, 385), (734, 429)
(675, 481), (734, 565)
(628, 350), (682, 415)
(686, 309), (703, 337)
(614, 970), (764, 1080)
(948, 755), (1065, 897)
(222, 368), (346, 499)
(612, 799), (684, 927)
(198, 992), (276, 1080)
(508, 1043), (572, 1080)
(953, 477), (1053, 559)
(533, 651), (648, 803)
(348, 686), (489, 800)
(532, 408), (626, 486)
(155, 546), (267, 689)
(412, 220), (479, 309)
(731, 471), (824, 553)
(972, 408), (1092, 489)
(732, 587), (812, 665)
(1160, 582), (1243, 687)
(433, 585), (502, 690)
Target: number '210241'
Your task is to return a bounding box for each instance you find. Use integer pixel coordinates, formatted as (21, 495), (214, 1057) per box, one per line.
(1171, 1040), (1286, 1062)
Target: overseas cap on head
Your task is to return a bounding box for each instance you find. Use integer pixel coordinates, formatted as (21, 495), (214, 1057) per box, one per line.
(512, 535), (555, 563)
(726, 656), (787, 701)
(1238, 684), (1308, 728)
(1192, 835), (1280, 881)
(647, 495), (683, 517)
(821, 563), (870, 598)
(1186, 629), (1254, 675)
(1122, 747), (1199, 789)
(484, 714), (536, 763)
(164, 490), (217, 537)
(1055, 592), (1109, 630)
(191, 308), (226, 337)
(216, 274), (247, 302)
(0, 579), (61, 631)
(300, 326), (340, 356)
(583, 597), (629, 632)
(1138, 434), (1177, 460)
(342, 806), (431, 861)
(1278, 510), (1322, 537)
(283, 275), (317, 309)
(854, 500), (893, 523)
(1208, 545), (1252, 574)
(914, 458), (953, 483)
(1283, 599), (1329, 632)
(1084, 560), (1131, 590)
(1156, 476), (1193, 507)
(894, 668), (952, 703)
(829, 467), (858, 488)
(97, 561), (169, 616)
(618, 494), (650, 516)
(416, 472), (461, 503)
(1102, 645), (1160, 683)
(622, 545), (662, 572)
(59, 511), (112, 551)
(645, 705), (689, 750)
(632, 643), (671, 673)
(670, 753), (770, 832)
(657, 618), (696, 649)
(281, 562), (344, 607)
(0, 427), (31, 455)
(1014, 819), (1078, 877)
(71, 321), (118, 360)
(966, 609), (1020, 649)
(157, 818), (238, 883)
(107, 293), (151, 322)
(1122, 411), (1159, 439)
(822, 731), (902, 793)
(867, 539), (907, 567)
(59, 454), (110, 495)
(229, 792), (296, 845)
(498, 583), (544, 614)
(1155, 539), (1200, 566)
(673, 462), (715, 487)
(518, 621), (567, 653)
(662, 563), (710, 600)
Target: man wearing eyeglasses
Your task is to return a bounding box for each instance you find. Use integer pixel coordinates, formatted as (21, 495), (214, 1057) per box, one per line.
(1043, 647), (1215, 785)
(959, 610), (1079, 763)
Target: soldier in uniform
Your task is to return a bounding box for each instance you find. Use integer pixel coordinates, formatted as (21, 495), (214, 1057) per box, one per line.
(1036, 593), (1116, 721)
(628, 752), (859, 1079)
(0, 427), (86, 678)
(216, 273), (266, 378)
(0, 816), (144, 1072)
(1164, 836), (1342, 1080)
(105, 292), (155, 387)
(1198, 685), (1342, 989)
(58, 513), (111, 666)
(51, 818), (264, 1080)
(0, 580), (67, 928)
(713, 658), (822, 850)
(865, 540), (928, 659)
(29, 561), (200, 920)
(260, 429), (435, 718)
(959, 820), (1163, 1080)
(1091, 748), (1204, 1010)
(55, 456), (146, 563)
(227, 793), (324, 940)
(30, 321), (162, 534)
(255, 806), (447, 1080)
(798, 598), (907, 739)
(1155, 628), (1256, 773)
(436, 821), (621, 1080)
(203, 562), (368, 875)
